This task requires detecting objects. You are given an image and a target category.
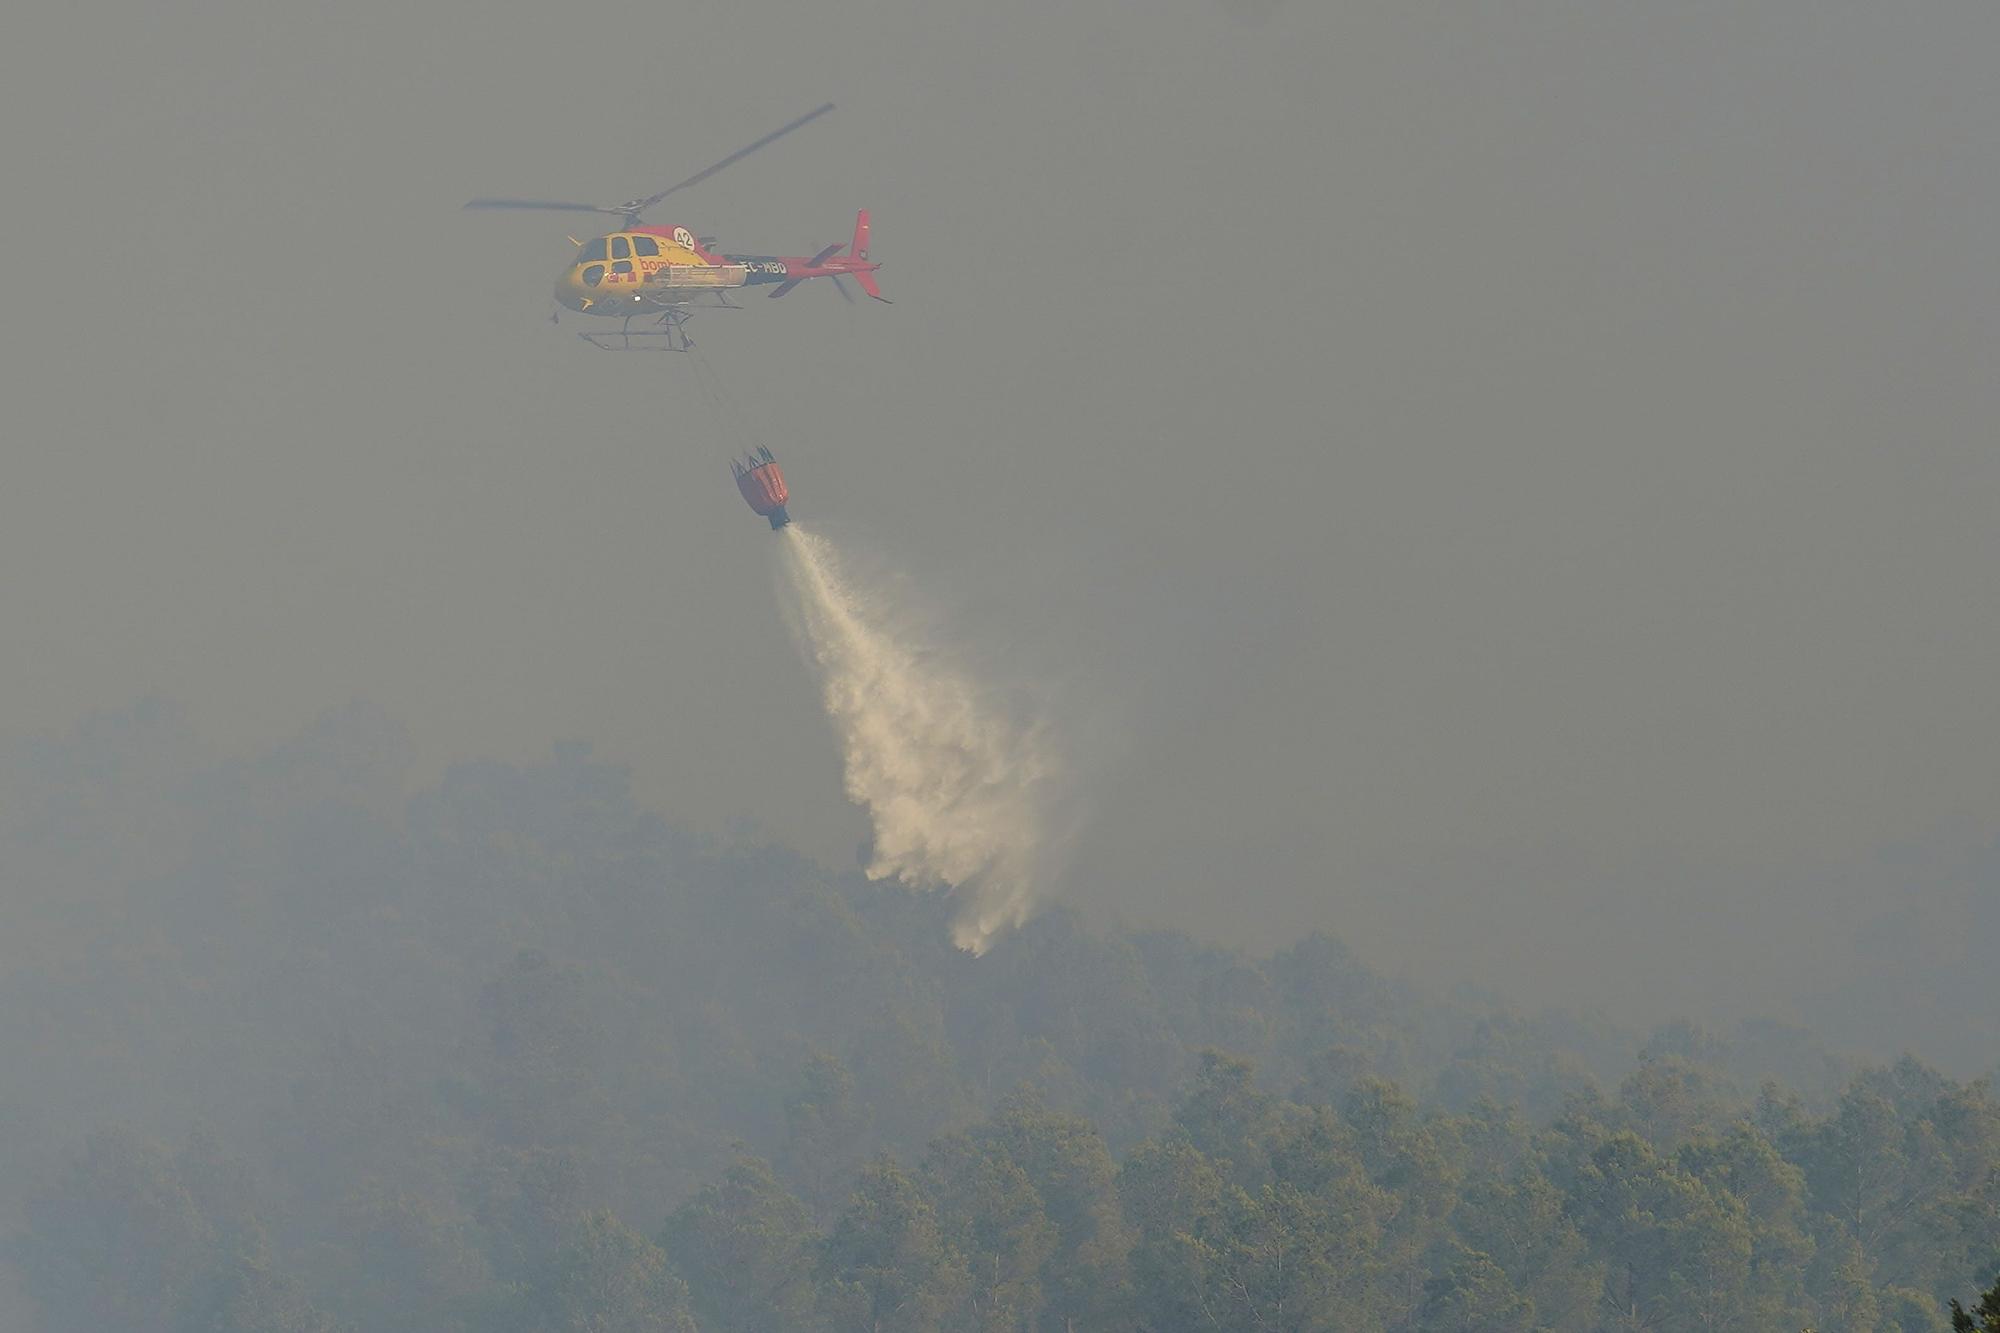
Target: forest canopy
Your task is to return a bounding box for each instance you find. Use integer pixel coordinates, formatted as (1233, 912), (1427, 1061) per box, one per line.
(2, 703), (1995, 1330)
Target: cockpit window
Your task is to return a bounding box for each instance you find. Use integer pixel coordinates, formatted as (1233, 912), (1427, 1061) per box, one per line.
(632, 235), (660, 257)
(577, 238), (608, 264)
(610, 236), (631, 260)
(581, 264), (605, 287)
(612, 260), (633, 276)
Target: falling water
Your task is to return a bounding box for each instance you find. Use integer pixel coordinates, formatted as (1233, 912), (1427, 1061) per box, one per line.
(776, 526), (1062, 954)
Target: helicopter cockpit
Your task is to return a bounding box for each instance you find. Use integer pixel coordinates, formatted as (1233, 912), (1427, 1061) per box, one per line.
(573, 234), (682, 288)
(575, 235), (675, 264)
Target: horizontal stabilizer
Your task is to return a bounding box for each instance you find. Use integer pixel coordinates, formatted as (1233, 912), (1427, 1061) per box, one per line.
(853, 268), (890, 303)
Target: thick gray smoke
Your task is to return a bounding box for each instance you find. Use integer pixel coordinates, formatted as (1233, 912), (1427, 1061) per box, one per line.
(777, 526), (1064, 954)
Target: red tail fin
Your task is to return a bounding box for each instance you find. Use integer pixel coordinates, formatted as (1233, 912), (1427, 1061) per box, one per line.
(848, 210), (888, 300)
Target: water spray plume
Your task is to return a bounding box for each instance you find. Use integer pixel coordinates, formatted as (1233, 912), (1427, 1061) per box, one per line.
(777, 526), (1062, 954)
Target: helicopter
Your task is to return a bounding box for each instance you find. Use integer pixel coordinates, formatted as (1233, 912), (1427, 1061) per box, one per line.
(466, 103), (887, 349)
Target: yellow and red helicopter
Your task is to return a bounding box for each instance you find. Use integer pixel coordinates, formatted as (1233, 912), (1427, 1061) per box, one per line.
(466, 103), (886, 349)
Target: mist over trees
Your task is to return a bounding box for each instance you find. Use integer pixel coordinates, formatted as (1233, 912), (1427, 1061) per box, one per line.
(2, 702), (1996, 1330)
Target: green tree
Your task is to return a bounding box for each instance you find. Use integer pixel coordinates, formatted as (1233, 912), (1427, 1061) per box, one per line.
(1120, 1135), (1227, 1244)
(820, 1158), (970, 1333)
(1949, 1272), (2000, 1331)
(1565, 1131), (1764, 1332)
(1877, 1285), (1949, 1332)
(1339, 1079), (1463, 1323)
(1801, 1086), (1941, 1261)
(16, 1130), (216, 1333)
(661, 1155), (820, 1333)
(779, 1053), (867, 1222)
(504, 1211), (695, 1333)
(322, 1185), (492, 1333)
(1182, 1180), (1389, 1331)
(923, 1139), (1057, 1331)
(463, 1147), (587, 1282)
(1451, 1172), (1602, 1332)
(1173, 1050), (1278, 1185)
(1619, 1057), (1732, 1151)
(172, 1249), (343, 1333)
(1803, 1226), (1880, 1333)
(1128, 1106), (1392, 1331)
(962, 1092), (1132, 1328)
(1120, 1136), (1233, 1331)
(1879, 1078), (2000, 1298)
(1677, 1125), (1814, 1323)
(1419, 1249), (1536, 1333)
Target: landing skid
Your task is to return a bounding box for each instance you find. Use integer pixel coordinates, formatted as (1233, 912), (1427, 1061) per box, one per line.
(569, 294), (741, 351)
(579, 308), (694, 351)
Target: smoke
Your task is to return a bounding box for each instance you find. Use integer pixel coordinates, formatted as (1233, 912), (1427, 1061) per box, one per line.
(776, 526), (1065, 954)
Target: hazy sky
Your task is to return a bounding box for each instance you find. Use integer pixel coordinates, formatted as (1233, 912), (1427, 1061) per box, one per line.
(2, 0), (1994, 1028)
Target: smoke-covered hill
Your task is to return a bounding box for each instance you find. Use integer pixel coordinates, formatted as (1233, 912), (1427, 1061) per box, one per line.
(2, 702), (1995, 1330)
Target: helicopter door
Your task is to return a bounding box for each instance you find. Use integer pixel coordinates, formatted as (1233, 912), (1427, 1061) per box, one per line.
(608, 235), (635, 287)
(630, 233), (661, 279)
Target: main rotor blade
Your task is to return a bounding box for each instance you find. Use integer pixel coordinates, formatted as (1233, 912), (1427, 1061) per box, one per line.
(463, 198), (615, 214)
(627, 103), (835, 214)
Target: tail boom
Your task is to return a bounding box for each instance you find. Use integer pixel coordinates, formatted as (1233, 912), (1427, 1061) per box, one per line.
(730, 210), (888, 302)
